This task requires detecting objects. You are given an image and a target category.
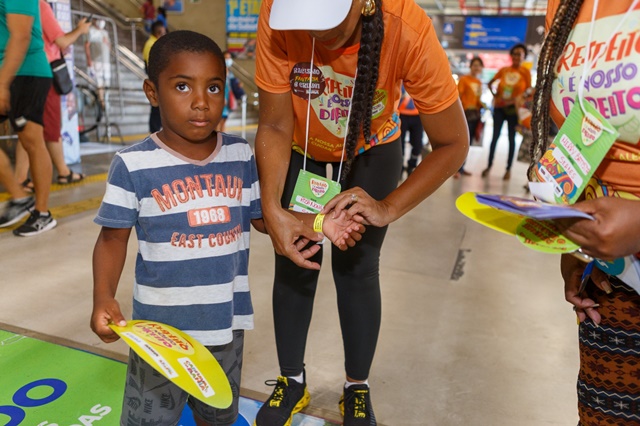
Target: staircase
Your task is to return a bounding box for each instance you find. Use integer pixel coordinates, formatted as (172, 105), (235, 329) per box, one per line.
(69, 0), (259, 144)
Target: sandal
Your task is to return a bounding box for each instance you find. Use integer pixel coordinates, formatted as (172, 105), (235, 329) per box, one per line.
(57, 172), (85, 185)
(21, 179), (34, 194)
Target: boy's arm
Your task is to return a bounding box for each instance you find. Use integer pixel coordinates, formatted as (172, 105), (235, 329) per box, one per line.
(91, 226), (131, 343)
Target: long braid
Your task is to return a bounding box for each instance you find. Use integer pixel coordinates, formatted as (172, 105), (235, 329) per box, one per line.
(341, 0), (384, 181)
(528, 0), (584, 180)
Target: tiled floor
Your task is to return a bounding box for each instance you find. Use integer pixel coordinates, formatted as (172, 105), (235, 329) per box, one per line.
(0, 127), (581, 425)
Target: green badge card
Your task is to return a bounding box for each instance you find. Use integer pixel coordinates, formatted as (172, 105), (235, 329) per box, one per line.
(289, 170), (341, 214)
(534, 99), (618, 204)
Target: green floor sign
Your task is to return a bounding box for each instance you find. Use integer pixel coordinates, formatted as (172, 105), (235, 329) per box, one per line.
(0, 330), (125, 425)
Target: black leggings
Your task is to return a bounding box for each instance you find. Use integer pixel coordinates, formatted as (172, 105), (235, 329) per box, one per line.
(400, 114), (423, 169)
(487, 106), (518, 170)
(273, 140), (403, 381)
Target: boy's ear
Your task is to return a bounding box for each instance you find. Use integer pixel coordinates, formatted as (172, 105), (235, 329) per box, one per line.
(143, 79), (159, 107)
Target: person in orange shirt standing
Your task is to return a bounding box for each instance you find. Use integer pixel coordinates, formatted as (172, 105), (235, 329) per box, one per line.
(482, 44), (531, 180)
(529, 0), (640, 424)
(456, 56), (484, 177)
(253, 0), (468, 424)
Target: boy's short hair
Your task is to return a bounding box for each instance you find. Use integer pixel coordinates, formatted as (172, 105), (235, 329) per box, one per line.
(148, 30), (225, 86)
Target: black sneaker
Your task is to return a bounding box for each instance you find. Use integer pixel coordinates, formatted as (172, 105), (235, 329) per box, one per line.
(254, 376), (310, 426)
(0, 197), (35, 227)
(13, 210), (57, 236)
(339, 384), (376, 426)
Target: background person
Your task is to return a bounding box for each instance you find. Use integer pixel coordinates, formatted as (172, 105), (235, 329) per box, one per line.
(253, 0), (468, 425)
(14, 0), (90, 191)
(155, 6), (167, 31)
(398, 84), (423, 177)
(530, 0), (640, 424)
(141, 0), (155, 33)
(482, 43), (531, 180)
(0, 0), (56, 236)
(84, 17), (110, 106)
(142, 20), (166, 133)
(456, 56), (484, 178)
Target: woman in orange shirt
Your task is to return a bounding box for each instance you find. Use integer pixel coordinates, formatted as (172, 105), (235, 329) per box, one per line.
(456, 56), (484, 177)
(531, 0), (640, 424)
(482, 44), (531, 180)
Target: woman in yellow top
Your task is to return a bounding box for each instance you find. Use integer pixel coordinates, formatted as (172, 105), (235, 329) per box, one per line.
(456, 56), (484, 177)
(482, 44), (531, 180)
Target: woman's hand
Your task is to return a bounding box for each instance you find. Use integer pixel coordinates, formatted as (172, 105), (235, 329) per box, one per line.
(322, 210), (365, 250)
(321, 187), (394, 228)
(561, 254), (612, 325)
(555, 198), (640, 260)
(561, 254), (599, 325)
(264, 207), (324, 270)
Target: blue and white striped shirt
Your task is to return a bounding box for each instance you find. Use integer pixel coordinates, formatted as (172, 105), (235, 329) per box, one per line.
(95, 133), (262, 346)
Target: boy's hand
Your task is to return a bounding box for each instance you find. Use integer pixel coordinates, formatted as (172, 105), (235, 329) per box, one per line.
(91, 297), (126, 343)
(322, 210), (365, 250)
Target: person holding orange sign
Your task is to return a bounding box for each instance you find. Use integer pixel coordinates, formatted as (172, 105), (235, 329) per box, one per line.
(529, 0), (640, 424)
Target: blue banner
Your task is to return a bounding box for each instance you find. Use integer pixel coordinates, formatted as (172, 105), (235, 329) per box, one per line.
(463, 16), (528, 50)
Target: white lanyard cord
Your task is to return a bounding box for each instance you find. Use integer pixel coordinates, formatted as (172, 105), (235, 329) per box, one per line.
(577, 0), (639, 134)
(302, 38), (316, 171)
(302, 38), (355, 178)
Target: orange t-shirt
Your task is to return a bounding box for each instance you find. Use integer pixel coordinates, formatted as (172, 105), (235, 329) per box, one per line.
(491, 66), (531, 108)
(255, 0), (458, 162)
(547, 0), (640, 197)
(457, 74), (483, 111)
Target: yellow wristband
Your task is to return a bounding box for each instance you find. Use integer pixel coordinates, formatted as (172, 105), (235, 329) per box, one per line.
(313, 214), (325, 233)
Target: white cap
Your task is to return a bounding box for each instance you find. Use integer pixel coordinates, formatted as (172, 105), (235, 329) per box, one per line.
(269, 0), (353, 31)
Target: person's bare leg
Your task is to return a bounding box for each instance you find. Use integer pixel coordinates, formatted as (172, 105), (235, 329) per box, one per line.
(46, 138), (71, 178)
(13, 142), (29, 185)
(0, 148), (28, 200)
(18, 121), (52, 212)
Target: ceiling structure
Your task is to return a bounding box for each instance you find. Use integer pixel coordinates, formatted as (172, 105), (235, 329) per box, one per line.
(415, 0), (548, 16)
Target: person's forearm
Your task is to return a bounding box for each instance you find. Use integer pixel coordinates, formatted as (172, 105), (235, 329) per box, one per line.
(384, 141), (466, 221)
(55, 27), (86, 51)
(255, 124), (293, 217)
(92, 231), (128, 303)
(383, 102), (468, 222)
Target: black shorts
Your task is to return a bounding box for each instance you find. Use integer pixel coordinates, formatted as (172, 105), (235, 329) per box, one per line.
(0, 76), (52, 131)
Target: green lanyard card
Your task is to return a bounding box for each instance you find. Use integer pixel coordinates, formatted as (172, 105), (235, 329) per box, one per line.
(289, 169), (342, 214)
(534, 99), (618, 204)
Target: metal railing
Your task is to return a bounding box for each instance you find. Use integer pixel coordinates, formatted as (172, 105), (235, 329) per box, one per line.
(74, 0), (145, 52)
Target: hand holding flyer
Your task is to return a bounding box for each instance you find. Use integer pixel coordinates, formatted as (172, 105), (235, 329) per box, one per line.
(109, 320), (233, 408)
(455, 192), (588, 254)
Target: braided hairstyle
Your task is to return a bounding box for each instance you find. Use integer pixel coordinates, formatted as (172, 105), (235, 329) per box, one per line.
(341, 0), (384, 181)
(528, 0), (584, 180)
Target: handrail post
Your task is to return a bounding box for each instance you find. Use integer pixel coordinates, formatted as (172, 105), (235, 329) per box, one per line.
(241, 95), (247, 140)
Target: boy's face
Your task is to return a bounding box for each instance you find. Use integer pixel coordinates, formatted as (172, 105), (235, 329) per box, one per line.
(144, 51), (225, 149)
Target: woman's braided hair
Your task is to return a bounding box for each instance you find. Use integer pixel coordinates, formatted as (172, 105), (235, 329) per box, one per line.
(341, 0), (384, 181)
(528, 0), (584, 180)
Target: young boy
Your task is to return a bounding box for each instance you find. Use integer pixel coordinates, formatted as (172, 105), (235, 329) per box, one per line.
(90, 30), (362, 426)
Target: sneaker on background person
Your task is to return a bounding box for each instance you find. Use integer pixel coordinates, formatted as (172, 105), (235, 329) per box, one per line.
(0, 197), (35, 228)
(254, 375), (310, 426)
(339, 383), (376, 426)
(13, 210), (57, 237)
